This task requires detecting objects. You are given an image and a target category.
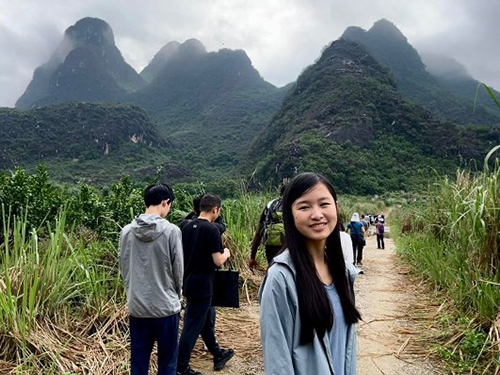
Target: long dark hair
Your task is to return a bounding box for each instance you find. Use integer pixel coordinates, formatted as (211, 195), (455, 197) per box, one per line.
(282, 172), (361, 344)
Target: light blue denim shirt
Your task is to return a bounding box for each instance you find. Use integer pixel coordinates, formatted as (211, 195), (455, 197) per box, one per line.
(325, 283), (348, 375)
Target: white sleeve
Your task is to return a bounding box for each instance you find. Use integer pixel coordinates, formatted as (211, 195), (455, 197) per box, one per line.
(340, 231), (354, 265)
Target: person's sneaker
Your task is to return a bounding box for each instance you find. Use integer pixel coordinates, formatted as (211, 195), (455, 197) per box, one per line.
(357, 261), (363, 266)
(214, 348), (235, 371)
(177, 366), (202, 375)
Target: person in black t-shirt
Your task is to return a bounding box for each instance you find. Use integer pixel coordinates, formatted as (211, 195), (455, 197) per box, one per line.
(180, 195), (226, 235)
(177, 194), (234, 375)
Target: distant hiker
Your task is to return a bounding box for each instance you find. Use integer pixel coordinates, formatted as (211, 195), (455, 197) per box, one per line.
(180, 195), (226, 235)
(180, 195), (202, 228)
(369, 214), (376, 225)
(177, 194), (234, 375)
(259, 173), (361, 375)
(375, 215), (385, 250)
(361, 214), (370, 235)
(248, 186), (286, 269)
(347, 213), (366, 266)
(119, 183), (183, 375)
(337, 205), (354, 266)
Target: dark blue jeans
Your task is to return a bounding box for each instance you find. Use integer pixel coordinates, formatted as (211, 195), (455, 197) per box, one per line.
(177, 297), (221, 372)
(377, 234), (385, 249)
(129, 314), (180, 375)
(351, 234), (364, 264)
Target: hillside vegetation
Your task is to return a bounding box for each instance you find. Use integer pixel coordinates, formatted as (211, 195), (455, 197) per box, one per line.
(0, 102), (175, 184)
(342, 19), (500, 125)
(132, 46), (287, 173)
(7, 17), (500, 193)
(247, 39), (500, 194)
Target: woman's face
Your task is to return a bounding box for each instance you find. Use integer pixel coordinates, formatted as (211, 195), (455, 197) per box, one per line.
(291, 182), (337, 243)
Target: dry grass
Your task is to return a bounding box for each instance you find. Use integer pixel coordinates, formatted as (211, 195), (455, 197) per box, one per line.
(392, 266), (500, 375)
(0, 270), (265, 374)
(0, 303), (129, 374)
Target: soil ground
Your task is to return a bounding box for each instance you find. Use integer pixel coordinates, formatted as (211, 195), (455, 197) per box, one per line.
(188, 229), (438, 374)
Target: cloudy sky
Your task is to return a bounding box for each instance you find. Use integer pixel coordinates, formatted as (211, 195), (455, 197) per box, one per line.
(1, 0), (499, 107)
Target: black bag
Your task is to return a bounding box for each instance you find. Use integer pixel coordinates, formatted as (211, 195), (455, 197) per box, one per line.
(360, 237), (366, 247)
(212, 261), (240, 308)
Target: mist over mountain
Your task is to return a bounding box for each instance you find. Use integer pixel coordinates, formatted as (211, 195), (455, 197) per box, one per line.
(342, 19), (500, 125)
(247, 39), (499, 193)
(132, 43), (286, 172)
(13, 20), (286, 180)
(16, 18), (144, 109)
(420, 53), (471, 81)
(140, 39), (207, 84)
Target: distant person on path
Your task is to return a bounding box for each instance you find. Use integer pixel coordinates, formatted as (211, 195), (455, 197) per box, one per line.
(375, 215), (385, 250)
(361, 214), (370, 235)
(180, 195), (202, 228)
(119, 183), (183, 375)
(337, 206), (355, 266)
(347, 213), (365, 266)
(259, 173), (361, 375)
(248, 186), (285, 270)
(180, 195), (226, 235)
(177, 194), (234, 375)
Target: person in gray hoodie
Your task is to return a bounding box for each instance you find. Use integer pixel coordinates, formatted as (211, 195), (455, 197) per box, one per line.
(119, 183), (183, 375)
(259, 173), (361, 375)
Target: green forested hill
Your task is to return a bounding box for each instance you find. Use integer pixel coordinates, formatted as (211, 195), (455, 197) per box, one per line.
(341, 19), (500, 125)
(0, 103), (175, 183)
(14, 24), (287, 182)
(16, 18), (144, 109)
(10, 17), (500, 192)
(246, 39), (500, 194)
(132, 46), (287, 171)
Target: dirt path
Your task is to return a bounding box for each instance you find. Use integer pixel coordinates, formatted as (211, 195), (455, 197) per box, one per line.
(188, 230), (437, 374)
(356, 231), (437, 374)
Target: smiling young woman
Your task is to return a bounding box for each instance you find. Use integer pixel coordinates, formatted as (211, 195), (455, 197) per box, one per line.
(258, 172), (361, 375)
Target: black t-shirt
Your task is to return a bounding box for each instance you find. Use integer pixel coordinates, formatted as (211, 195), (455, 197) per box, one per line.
(181, 218), (224, 299)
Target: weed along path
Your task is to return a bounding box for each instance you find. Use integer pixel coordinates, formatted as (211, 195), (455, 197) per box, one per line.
(188, 229), (437, 374)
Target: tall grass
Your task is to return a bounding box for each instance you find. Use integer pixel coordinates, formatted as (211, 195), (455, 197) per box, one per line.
(394, 147), (500, 373)
(0, 180), (412, 372)
(0, 205), (125, 372)
(222, 191), (273, 269)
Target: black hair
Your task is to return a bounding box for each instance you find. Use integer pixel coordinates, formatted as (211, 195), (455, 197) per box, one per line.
(144, 183), (174, 208)
(280, 183), (287, 196)
(199, 194), (221, 212)
(282, 172), (361, 344)
(193, 195), (203, 215)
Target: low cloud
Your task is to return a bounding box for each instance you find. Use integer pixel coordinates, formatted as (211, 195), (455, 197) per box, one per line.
(0, 0), (499, 107)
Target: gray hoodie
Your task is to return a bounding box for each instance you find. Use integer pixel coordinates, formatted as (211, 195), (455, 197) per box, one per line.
(258, 250), (359, 375)
(119, 214), (183, 318)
